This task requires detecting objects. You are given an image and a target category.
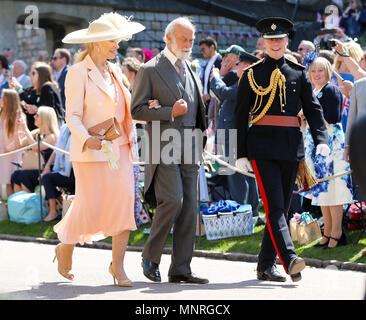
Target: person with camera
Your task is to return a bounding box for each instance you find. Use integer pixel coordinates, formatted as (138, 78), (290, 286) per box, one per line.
(10, 62), (64, 129)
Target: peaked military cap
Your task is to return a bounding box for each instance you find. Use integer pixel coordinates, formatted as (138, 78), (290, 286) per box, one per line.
(236, 51), (261, 64)
(256, 17), (294, 39)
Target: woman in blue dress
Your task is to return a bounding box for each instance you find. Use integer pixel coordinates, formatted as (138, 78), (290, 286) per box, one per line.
(302, 57), (353, 248)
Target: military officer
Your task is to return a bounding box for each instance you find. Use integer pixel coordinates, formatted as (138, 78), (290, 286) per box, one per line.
(234, 17), (330, 282)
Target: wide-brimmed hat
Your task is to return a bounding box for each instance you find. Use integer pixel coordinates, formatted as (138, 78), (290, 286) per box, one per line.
(62, 12), (145, 44)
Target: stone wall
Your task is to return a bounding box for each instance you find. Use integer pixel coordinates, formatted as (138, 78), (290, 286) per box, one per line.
(119, 11), (259, 55)
(16, 24), (48, 68)
(5, 1), (261, 66)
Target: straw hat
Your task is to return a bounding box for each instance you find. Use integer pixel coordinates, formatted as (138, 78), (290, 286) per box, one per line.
(62, 12), (145, 44)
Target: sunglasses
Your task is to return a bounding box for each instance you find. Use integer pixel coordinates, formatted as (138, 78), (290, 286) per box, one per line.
(51, 56), (60, 61)
(298, 48), (305, 51)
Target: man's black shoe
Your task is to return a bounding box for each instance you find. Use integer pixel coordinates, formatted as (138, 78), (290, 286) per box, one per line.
(290, 272), (302, 282)
(257, 265), (286, 282)
(141, 258), (161, 282)
(288, 257), (305, 275)
(168, 273), (209, 284)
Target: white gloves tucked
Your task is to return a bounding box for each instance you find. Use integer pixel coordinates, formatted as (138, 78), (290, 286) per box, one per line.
(235, 157), (253, 174)
(316, 144), (330, 157)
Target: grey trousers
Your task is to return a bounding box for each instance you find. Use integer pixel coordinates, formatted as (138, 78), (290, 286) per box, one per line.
(142, 162), (199, 276)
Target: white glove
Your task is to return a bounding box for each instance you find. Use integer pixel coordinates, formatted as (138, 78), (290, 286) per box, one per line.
(235, 157), (253, 174)
(316, 144), (330, 157)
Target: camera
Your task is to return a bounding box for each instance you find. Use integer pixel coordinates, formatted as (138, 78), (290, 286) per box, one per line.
(327, 40), (337, 48)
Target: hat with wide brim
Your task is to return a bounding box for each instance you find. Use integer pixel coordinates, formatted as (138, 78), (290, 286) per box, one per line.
(62, 13), (145, 44)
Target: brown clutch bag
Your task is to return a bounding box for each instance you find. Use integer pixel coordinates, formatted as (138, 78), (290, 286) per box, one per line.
(88, 117), (122, 141)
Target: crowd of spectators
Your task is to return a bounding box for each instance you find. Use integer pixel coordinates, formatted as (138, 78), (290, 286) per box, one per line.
(0, 3), (365, 249)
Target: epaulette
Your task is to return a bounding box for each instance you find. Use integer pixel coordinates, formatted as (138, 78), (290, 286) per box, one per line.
(248, 58), (265, 69)
(239, 58), (264, 83)
(285, 57), (305, 70)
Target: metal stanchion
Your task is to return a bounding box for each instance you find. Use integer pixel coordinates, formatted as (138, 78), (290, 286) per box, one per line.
(37, 134), (44, 233)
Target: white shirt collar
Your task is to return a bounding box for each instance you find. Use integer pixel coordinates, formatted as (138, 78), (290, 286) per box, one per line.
(163, 46), (178, 67)
(203, 53), (220, 94)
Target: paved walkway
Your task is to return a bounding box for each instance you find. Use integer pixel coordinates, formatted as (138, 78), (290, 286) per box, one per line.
(0, 239), (365, 301)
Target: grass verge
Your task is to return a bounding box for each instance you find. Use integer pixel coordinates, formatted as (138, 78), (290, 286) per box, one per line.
(0, 219), (365, 264)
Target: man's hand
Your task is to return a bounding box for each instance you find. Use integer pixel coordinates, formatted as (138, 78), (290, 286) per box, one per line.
(172, 99), (188, 118)
(202, 94), (211, 103)
(235, 157), (253, 174)
(344, 146), (350, 163)
(316, 144), (330, 157)
(210, 67), (220, 81)
(148, 99), (161, 109)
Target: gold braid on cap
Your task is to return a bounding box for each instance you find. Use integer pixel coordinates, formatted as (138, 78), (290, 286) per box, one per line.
(247, 67), (286, 124)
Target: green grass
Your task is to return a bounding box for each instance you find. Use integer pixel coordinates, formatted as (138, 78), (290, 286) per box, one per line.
(0, 218), (365, 264)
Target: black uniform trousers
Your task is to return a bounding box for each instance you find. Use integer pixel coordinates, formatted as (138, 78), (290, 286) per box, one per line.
(251, 158), (299, 274)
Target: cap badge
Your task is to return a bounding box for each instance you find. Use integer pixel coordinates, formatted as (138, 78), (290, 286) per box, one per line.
(271, 24), (277, 31)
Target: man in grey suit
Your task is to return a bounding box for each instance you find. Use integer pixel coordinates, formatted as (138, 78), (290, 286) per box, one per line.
(131, 17), (208, 284)
(344, 77), (366, 163)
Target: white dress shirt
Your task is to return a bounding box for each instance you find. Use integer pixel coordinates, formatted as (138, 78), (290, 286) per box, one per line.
(163, 46), (181, 74)
(203, 53), (219, 95)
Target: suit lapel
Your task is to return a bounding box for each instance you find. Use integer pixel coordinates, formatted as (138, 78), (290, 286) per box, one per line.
(185, 61), (205, 113)
(155, 53), (182, 100)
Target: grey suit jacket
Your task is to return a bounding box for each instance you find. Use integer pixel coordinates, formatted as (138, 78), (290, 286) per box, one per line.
(131, 52), (206, 205)
(345, 78), (366, 146)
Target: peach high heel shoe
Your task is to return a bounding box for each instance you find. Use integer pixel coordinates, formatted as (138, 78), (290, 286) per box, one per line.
(109, 262), (132, 287)
(53, 243), (74, 280)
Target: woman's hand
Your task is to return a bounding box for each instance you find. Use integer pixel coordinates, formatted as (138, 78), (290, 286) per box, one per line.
(9, 77), (22, 91)
(85, 136), (104, 150)
(148, 99), (161, 110)
(344, 146), (350, 163)
(24, 104), (38, 114)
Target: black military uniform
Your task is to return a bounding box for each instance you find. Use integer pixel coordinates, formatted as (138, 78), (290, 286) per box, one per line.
(234, 17), (329, 282)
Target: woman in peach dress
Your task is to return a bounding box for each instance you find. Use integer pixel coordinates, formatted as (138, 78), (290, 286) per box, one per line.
(53, 12), (145, 287)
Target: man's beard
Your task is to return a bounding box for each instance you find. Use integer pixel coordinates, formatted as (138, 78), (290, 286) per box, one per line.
(172, 38), (191, 61)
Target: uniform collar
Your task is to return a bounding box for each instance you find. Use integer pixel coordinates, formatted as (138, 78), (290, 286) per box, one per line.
(264, 55), (285, 67)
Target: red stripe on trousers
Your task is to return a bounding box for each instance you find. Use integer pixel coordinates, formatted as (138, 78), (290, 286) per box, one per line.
(251, 160), (288, 274)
